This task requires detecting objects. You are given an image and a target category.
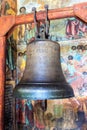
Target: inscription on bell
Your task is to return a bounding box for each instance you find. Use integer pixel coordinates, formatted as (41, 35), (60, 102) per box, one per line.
(29, 40), (59, 52)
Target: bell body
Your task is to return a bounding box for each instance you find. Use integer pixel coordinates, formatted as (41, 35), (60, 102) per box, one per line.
(14, 40), (74, 99)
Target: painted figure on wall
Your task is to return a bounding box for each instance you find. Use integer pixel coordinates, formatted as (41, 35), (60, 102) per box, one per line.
(25, 100), (34, 129)
(18, 6), (28, 41)
(18, 6), (35, 43)
(66, 18), (87, 39)
(1, 0), (16, 15)
(62, 105), (77, 129)
(33, 101), (45, 129)
(6, 35), (17, 79)
(16, 99), (34, 129)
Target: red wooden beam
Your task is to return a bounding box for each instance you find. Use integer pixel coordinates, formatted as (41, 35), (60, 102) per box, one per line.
(15, 2), (87, 26)
(2, 2), (87, 38)
(15, 6), (74, 26)
(0, 15), (15, 37)
(0, 36), (6, 130)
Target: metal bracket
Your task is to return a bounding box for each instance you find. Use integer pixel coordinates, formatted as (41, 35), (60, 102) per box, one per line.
(32, 7), (39, 39)
(44, 5), (50, 39)
(32, 5), (50, 40)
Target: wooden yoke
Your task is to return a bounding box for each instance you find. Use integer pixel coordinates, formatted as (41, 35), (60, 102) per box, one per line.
(0, 2), (87, 130)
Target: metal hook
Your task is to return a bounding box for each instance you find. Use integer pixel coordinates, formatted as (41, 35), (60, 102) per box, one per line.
(32, 7), (39, 39)
(44, 5), (50, 38)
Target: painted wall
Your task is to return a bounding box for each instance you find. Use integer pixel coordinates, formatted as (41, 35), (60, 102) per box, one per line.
(3, 0), (87, 129)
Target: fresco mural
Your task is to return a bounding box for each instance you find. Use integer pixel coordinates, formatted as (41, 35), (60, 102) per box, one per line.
(60, 39), (87, 97)
(15, 98), (87, 130)
(15, 0), (87, 129)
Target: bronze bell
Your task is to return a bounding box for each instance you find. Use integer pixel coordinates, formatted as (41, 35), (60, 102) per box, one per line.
(13, 6), (74, 100)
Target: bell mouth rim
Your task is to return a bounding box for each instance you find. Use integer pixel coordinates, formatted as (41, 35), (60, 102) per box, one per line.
(13, 83), (74, 100)
(18, 82), (70, 85)
(13, 90), (74, 100)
